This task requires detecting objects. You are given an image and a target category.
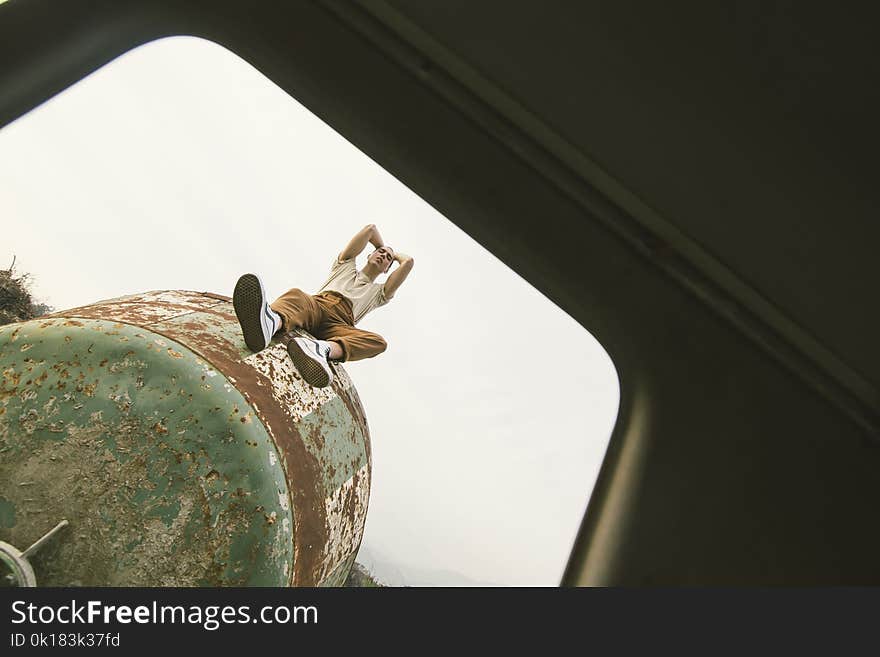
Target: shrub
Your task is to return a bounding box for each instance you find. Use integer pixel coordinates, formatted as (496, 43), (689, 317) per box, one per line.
(0, 257), (53, 326)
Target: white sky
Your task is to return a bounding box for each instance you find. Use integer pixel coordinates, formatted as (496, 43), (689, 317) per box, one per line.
(0, 37), (619, 586)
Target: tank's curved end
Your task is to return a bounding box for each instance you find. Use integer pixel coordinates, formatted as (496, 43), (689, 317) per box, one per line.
(0, 290), (371, 586)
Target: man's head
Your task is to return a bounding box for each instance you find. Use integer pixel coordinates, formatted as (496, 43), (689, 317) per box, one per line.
(367, 246), (395, 274)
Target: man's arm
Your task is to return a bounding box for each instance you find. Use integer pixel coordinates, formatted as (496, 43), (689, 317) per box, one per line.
(383, 252), (414, 298)
(339, 224), (385, 262)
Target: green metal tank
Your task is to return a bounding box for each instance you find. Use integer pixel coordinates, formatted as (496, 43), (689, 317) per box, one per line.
(0, 290), (372, 586)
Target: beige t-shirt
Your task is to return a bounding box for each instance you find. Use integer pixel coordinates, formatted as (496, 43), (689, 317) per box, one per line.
(317, 257), (392, 324)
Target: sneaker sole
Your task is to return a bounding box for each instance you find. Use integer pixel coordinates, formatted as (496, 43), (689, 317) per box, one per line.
(233, 273), (271, 352)
(287, 339), (332, 388)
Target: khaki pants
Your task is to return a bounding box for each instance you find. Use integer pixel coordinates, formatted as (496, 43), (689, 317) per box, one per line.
(270, 289), (387, 362)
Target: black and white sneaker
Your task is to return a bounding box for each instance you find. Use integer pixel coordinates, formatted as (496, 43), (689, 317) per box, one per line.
(287, 336), (334, 388)
(233, 273), (282, 352)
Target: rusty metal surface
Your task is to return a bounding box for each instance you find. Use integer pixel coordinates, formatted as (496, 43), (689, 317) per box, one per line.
(0, 317), (292, 585)
(1, 290), (372, 586)
(55, 291), (224, 327)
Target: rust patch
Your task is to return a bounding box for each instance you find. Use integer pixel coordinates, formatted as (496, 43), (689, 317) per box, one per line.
(309, 422), (326, 451)
(201, 292), (233, 302)
(46, 291), (226, 328)
(343, 471), (359, 529)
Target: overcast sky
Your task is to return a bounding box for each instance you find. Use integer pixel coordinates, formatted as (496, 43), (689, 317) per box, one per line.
(0, 37), (619, 585)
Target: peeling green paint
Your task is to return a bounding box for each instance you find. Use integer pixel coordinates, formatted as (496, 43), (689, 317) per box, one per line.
(0, 497), (15, 529)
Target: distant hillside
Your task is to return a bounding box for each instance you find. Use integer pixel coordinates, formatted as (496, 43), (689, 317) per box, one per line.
(344, 562), (386, 587)
(356, 544), (498, 587)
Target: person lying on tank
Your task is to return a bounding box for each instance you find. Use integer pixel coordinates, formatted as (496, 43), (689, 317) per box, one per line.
(232, 224), (414, 388)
